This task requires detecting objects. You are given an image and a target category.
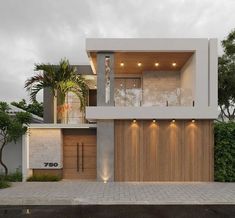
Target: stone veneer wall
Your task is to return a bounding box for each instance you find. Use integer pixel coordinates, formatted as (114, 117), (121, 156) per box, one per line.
(29, 128), (63, 169)
(142, 71), (181, 106)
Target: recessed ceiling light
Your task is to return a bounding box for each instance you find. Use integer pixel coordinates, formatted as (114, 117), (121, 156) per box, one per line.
(172, 119), (176, 123)
(120, 62), (124, 67)
(192, 119), (195, 123)
(155, 62), (159, 67)
(133, 119), (137, 123)
(172, 62), (177, 67)
(153, 119), (156, 123)
(137, 62), (142, 67)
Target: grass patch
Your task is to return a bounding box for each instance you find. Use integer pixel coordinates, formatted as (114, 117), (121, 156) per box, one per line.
(0, 179), (10, 189)
(27, 174), (61, 182)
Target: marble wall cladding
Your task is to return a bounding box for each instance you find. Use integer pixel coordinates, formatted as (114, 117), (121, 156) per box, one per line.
(142, 71), (181, 106)
(114, 78), (141, 106)
(66, 92), (84, 124)
(29, 129), (62, 169)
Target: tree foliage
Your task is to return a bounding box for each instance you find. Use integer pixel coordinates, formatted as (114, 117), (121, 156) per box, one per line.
(11, 99), (43, 118)
(219, 29), (235, 121)
(0, 102), (31, 176)
(24, 58), (88, 112)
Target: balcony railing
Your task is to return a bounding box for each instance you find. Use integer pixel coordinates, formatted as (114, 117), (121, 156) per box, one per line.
(114, 88), (193, 107)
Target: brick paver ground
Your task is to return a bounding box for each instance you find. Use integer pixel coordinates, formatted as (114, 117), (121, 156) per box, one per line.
(0, 181), (235, 205)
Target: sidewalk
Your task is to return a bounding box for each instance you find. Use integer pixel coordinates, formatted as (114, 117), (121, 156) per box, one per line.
(0, 181), (235, 205)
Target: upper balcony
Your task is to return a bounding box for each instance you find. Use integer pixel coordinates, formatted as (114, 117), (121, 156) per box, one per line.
(85, 38), (218, 120)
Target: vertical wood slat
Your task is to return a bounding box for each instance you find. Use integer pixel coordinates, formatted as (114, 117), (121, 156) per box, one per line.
(115, 120), (213, 182)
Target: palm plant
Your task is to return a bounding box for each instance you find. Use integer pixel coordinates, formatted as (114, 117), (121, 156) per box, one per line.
(25, 58), (88, 123)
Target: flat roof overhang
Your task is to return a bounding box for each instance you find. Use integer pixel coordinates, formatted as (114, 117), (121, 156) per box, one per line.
(86, 38), (210, 53)
(86, 38), (211, 74)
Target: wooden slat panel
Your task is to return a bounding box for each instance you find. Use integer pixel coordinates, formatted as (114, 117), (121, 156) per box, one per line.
(115, 120), (213, 182)
(114, 120), (141, 181)
(91, 52), (193, 74)
(142, 121), (159, 181)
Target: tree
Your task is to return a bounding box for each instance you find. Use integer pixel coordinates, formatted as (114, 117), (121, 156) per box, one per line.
(0, 102), (31, 176)
(219, 29), (235, 121)
(11, 99), (43, 117)
(24, 58), (88, 123)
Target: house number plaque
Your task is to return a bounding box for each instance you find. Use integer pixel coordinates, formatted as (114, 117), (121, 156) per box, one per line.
(44, 162), (59, 167)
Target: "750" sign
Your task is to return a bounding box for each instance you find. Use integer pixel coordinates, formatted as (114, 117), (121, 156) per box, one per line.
(44, 162), (59, 167)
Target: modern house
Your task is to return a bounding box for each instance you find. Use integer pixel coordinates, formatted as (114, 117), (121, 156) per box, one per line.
(23, 38), (218, 182)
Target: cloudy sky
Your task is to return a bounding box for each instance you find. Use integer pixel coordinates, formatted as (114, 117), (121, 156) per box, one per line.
(0, 0), (234, 102)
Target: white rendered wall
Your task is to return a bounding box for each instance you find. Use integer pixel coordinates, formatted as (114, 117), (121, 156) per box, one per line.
(86, 106), (218, 119)
(209, 39), (218, 107)
(180, 54), (196, 106)
(0, 139), (22, 174)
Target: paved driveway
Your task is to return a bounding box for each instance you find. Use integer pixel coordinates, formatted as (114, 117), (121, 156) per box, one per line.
(0, 181), (235, 205)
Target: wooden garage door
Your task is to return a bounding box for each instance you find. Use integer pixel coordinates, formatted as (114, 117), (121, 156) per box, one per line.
(115, 120), (213, 181)
(63, 129), (96, 180)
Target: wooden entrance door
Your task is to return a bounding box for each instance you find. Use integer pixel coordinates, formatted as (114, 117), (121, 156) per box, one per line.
(63, 129), (97, 180)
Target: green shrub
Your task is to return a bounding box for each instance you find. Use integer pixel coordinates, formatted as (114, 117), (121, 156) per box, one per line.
(0, 170), (22, 182)
(5, 171), (22, 182)
(27, 174), (61, 182)
(214, 122), (235, 182)
(0, 179), (10, 189)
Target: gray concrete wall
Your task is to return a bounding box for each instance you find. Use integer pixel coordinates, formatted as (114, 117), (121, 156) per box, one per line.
(96, 53), (115, 181)
(0, 139), (22, 174)
(43, 87), (54, 123)
(97, 120), (114, 181)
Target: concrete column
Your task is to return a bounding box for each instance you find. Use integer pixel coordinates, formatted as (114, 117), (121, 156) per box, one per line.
(97, 120), (114, 181)
(43, 87), (54, 123)
(96, 52), (115, 181)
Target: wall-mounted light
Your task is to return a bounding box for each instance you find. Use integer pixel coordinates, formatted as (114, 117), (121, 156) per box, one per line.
(133, 119), (137, 123)
(155, 62), (159, 67)
(153, 119), (156, 123)
(192, 119), (195, 123)
(172, 62), (177, 67)
(172, 119), (176, 123)
(120, 62), (124, 67)
(103, 179), (108, 184)
(137, 62), (142, 67)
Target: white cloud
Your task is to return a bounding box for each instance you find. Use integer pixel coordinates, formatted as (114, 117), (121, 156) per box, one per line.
(0, 0), (234, 102)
